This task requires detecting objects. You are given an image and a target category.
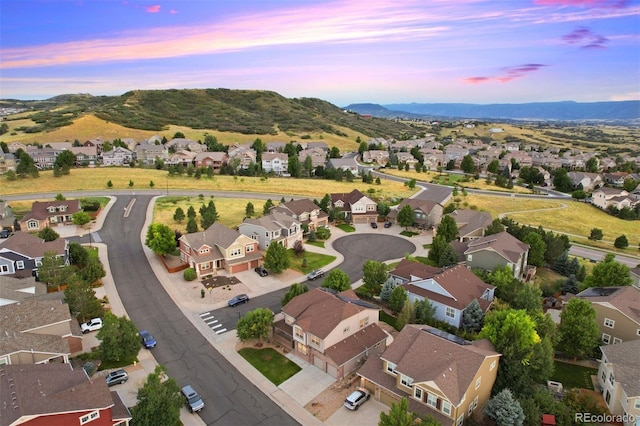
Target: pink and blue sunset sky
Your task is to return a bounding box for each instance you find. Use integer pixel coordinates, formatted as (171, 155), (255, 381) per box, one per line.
(1, 0), (638, 105)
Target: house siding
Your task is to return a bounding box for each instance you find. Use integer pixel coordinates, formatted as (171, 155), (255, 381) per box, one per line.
(591, 305), (640, 344)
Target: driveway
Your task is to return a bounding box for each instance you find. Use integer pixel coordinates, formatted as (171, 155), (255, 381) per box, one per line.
(325, 397), (388, 426)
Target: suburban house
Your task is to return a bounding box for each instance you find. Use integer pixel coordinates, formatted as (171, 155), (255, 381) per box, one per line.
(194, 151), (228, 172)
(228, 146), (257, 170)
(0, 146), (17, 174)
(446, 210), (493, 241)
(101, 147), (133, 166)
(0, 201), (17, 232)
(83, 138), (105, 155)
(396, 152), (419, 169)
(265, 141), (287, 152)
(27, 148), (60, 169)
(238, 211), (303, 250)
(69, 146), (98, 166)
(330, 189), (377, 225)
(420, 149), (445, 171)
(388, 198), (443, 229)
(165, 138), (206, 153)
(444, 144), (469, 161)
(0, 363), (132, 426)
(326, 157), (360, 176)
(358, 324), (501, 426)
(631, 267), (640, 289)
(178, 222), (262, 277)
(0, 232), (69, 278)
(361, 150), (390, 166)
(463, 231), (530, 280)
(591, 187), (636, 211)
(0, 276), (47, 305)
(576, 286), (640, 345)
(273, 288), (388, 379)
(604, 172), (629, 187)
(0, 299), (83, 365)
(18, 199), (82, 232)
(271, 198), (329, 230)
(298, 148), (327, 169)
(597, 339), (640, 426)
(134, 142), (168, 165)
(390, 260), (495, 329)
(261, 152), (289, 175)
(567, 171), (602, 191)
(165, 149), (197, 167)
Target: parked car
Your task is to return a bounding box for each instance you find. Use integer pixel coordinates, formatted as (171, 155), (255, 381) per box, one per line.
(80, 318), (103, 334)
(105, 369), (129, 387)
(370, 222), (378, 228)
(254, 266), (268, 277)
(0, 229), (10, 238)
(384, 221), (392, 228)
(140, 330), (157, 349)
(228, 294), (249, 307)
(344, 387), (370, 410)
(182, 385), (205, 412)
(307, 269), (324, 280)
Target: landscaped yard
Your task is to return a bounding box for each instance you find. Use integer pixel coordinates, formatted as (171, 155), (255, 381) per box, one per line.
(287, 250), (336, 274)
(551, 360), (598, 390)
(238, 347), (301, 386)
(336, 223), (355, 232)
(305, 241), (325, 248)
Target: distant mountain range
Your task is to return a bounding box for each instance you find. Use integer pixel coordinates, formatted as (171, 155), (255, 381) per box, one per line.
(344, 101), (640, 121)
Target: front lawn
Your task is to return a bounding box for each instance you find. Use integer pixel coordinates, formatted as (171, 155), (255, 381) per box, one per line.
(238, 347), (301, 385)
(336, 223), (355, 232)
(305, 241), (325, 248)
(400, 230), (419, 237)
(287, 250), (336, 274)
(551, 360), (597, 390)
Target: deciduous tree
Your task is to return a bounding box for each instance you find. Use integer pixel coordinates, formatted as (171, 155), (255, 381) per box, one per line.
(72, 211), (92, 227)
(523, 232), (547, 267)
(131, 365), (183, 426)
(397, 204), (414, 230)
(145, 223), (177, 256)
(281, 283), (309, 306)
(263, 242), (290, 273)
(97, 312), (140, 363)
(584, 253), (632, 288)
(558, 298), (600, 359)
(321, 269), (351, 292)
(236, 308), (274, 344)
(362, 260), (388, 295)
(38, 226), (60, 241)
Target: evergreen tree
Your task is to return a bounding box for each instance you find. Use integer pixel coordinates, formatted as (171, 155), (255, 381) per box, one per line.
(428, 235), (447, 264)
(186, 217), (198, 233)
(263, 199), (274, 214)
(462, 299), (484, 331)
(245, 202), (255, 217)
(414, 299), (436, 324)
(485, 218), (505, 235)
(436, 215), (459, 242)
(484, 389), (525, 426)
(281, 283), (309, 306)
(173, 207), (185, 223)
(380, 277), (396, 302)
(562, 274), (579, 295)
(38, 226), (60, 241)
(389, 286), (407, 313)
(552, 251), (571, 276)
(187, 205), (196, 219)
(438, 243), (458, 267)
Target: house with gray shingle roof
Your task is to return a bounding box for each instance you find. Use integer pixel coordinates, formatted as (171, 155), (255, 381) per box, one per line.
(238, 211), (302, 250)
(0, 232), (69, 278)
(271, 198), (329, 230)
(387, 198), (443, 229)
(597, 339), (640, 423)
(464, 231), (529, 280)
(446, 209), (493, 241)
(273, 287), (387, 380)
(178, 222), (262, 277)
(0, 363), (131, 426)
(358, 324), (500, 426)
(18, 199), (82, 232)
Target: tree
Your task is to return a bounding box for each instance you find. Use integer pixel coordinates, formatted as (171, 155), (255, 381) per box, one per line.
(571, 189), (587, 200)
(487, 265), (519, 304)
(263, 199), (274, 214)
(37, 251), (75, 290)
(362, 260), (388, 295)
(263, 243), (290, 273)
(512, 283), (543, 315)
(145, 223), (177, 256)
(322, 269), (351, 292)
(79, 258), (106, 284)
(552, 168), (573, 192)
(584, 253), (632, 287)
(186, 217), (198, 233)
(329, 146), (340, 158)
(436, 215), (459, 243)
(16, 151), (39, 178)
(377, 202), (391, 218)
(558, 298), (600, 359)
(380, 277), (396, 302)
(484, 389), (525, 426)
(236, 308), (274, 344)
(461, 155), (476, 174)
(485, 218), (505, 235)
(64, 277), (103, 321)
(389, 286), (407, 313)
(405, 178), (416, 189)
(318, 194), (331, 213)
(245, 202), (255, 217)
(281, 283), (309, 306)
(293, 240), (305, 257)
(487, 159), (500, 174)
(585, 157), (599, 173)
(129, 179), (134, 187)
(97, 312), (140, 362)
(437, 243), (458, 267)
(187, 205), (196, 219)
(562, 274), (579, 295)
(614, 234), (629, 249)
(462, 299), (484, 331)
(72, 211), (92, 227)
(69, 242), (89, 267)
(623, 178), (639, 192)
(173, 207), (185, 223)
(414, 299), (436, 324)
(523, 232), (547, 267)
(589, 228), (603, 241)
(397, 204), (414, 230)
(199, 200), (219, 229)
(131, 365), (183, 426)
(427, 234), (447, 265)
(38, 226), (60, 241)
(379, 397), (418, 426)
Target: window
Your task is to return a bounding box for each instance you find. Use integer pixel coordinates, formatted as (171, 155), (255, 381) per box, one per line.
(427, 393), (437, 408)
(230, 248), (242, 257)
(27, 220), (38, 230)
(80, 410), (100, 425)
(414, 387), (423, 401)
(16, 261), (24, 270)
(199, 248), (210, 254)
(265, 232), (269, 237)
(296, 341), (307, 355)
(0, 265), (8, 273)
(201, 263), (211, 270)
(601, 370), (606, 381)
(609, 373), (615, 386)
(467, 254), (473, 261)
(359, 316), (369, 328)
(294, 327), (304, 340)
(613, 337), (622, 344)
(442, 401), (451, 415)
(475, 376), (481, 390)
(311, 336), (320, 346)
(386, 362), (397, 375)
(0, 356), (8, 366)
(490, 360), (496, 371)
(637, 329), (640, 336)
(245, 245), (254, 253)
(446, 307), (456, 319)
(457, 414), (464, 426)
(604, 318), (615, 328)
(400, 374), (413, 387)
(605, 390), (611, 404)
(35, 259), (42, 267)
(634, 399), (640, 410)
(602, 333), (611, 344)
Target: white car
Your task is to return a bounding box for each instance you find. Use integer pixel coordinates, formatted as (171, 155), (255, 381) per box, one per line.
(81, 318), (103, 334)
(344, 387), (371, 410)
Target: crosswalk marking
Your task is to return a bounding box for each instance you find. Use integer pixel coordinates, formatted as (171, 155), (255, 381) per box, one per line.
(199, 311), (228, 334)
(215, 328), (227, 334)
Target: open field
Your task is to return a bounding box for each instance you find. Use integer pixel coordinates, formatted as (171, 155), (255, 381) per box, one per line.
(1, 168), (416, 200)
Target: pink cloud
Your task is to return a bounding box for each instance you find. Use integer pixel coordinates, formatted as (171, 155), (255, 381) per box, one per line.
(561, 26), (609, 48)
(170, 9), (178, 14)
(464, 64), (547, 84)
(533, 0), (629, 7)
(146, 5), (160, 13)
(464, 77), (491, 84)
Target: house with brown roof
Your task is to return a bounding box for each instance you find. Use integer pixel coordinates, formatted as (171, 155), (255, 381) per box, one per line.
(358, 324), (501, 426)
(178, 223), (261, 278)
(165, 149), (197, 167)
(27, 148), (60, 169)
(83, 138), (105, 155)
(591, 187), (637, 211)
(387, 198), (443, 230)
(446, 209), (493, 241)
(361, 150), (390, 166)
(0, 299), (83, 365)
(0, 232), (69, 278)
(576, 286), (640, 345)
(298, 148), (328, 170)
(0, 146), (17, 174)
(273, 288), (388, 379)
(69, 146), (98, 166)
(18, 199), (82, 232)
(0, 201), (17, 232)
(390, 260), (495, 329)
(0, 363), (131, 426)
(101, 146), (133, 166)
(194, 151), (228, 172)
(271, 198), (329, 230)
(597, 339), (640, 425)
(238, 211), (303, 250)
(464, 231), (529, 280)
(165, 137), (206, 153)
(331, 189), (377, 225)
(228, 146), (257, 170)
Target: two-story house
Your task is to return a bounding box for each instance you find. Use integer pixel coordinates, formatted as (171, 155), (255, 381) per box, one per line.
(330, 189), (377, 225)
(178, 223), (261, 277)
(165, 138), (206, 153)
(390, 260), (495, 329)
(271, 198), (329, 230)
(0, 201), (17, 232)
(361, 150), (390, 166)
(238, 211), (302, 250)
(101, 146), (133, 166)
(591, 187), (636, 211)
(18, 200), (82, 232)
(576, 286), (640, 345)
(464, 231), (529, 280)
(69, 146), (98, 166)
(387, 198), (443, 229)
(0, 146), (17, 174)
(228, 146), (257, 170)
(597, 339), (640, 426)
(567, 171), (602, 191)
(165, 149), (197, 167)
(0, 232), (69, 278)
(0, 363), (132, 426)
(83, 138), (105, 155)
(273, 287), (388, 379)
(326, 157), (360, 176)
(28, 148), (60, 169)
(194, 151), (228, 172)
(446, 209), (493, 241)
(358, 324), (501, 426)
(262, 152), (289, 175)
(134, 141), (168, 165)
(298, 148), (327, 170)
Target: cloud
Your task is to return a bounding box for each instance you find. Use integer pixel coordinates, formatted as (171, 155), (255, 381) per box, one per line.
(533, 0), (630, 7)
(561, 26), (609, 48)
(464, 64), (547, 83)
(145, 5), (161, 13)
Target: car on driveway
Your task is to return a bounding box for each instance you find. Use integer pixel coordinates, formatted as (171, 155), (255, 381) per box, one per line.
(228, 294), (249, 307)
(254, 266), (268, 277)
(105, 369), (129, 387)
(81, 318), (103, 334)
(370, 222), (378, 228)
(140, 330), (157, 348)
(344, 387), (370, 410)
(307, 269), (324, 280)
(182, 385), (205, 412)
(0, 229), (10, 238)
(384, 221), (392, 228)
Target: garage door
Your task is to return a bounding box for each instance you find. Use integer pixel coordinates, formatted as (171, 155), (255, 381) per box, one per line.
(314, 356), (324, 370)
(327, 363), (338, 378)
(250, 259), (259, 268)
(232, 262), (249, 273)
(379, 387), (400, 406)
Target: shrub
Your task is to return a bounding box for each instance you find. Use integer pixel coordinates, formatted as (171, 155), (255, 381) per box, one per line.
(183, 268), (197, 281)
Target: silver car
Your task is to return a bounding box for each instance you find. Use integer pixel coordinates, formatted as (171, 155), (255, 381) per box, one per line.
(182, 385), (205, 412)
(344, 387), (370, 410)
(105, 369), (129, 387)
